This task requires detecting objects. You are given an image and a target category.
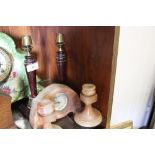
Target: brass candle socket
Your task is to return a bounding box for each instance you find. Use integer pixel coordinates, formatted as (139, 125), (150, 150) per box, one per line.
(56, 33), (65, 44)
(56, 33), (65, 51)
(22, 35), (33, 56)
(22, 35), (32, 46)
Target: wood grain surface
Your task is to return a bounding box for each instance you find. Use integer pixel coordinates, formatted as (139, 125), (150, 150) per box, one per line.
(0, 94), (14, 128)
(0, 26), (116, 127)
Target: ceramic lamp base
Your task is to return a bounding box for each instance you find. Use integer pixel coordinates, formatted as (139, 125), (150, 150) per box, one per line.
(74, 106), (102, 127)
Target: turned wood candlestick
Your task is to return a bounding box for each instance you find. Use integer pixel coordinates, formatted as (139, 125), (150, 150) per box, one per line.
(56, 33), (67, 83)
(74, 83), (102, 127)
(22, 36), (37, 99)
(37, 99), (61, 129)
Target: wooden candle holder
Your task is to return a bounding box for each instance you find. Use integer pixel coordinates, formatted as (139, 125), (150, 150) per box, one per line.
(56, 33), (67, 83)
(74, 83), (102, 127)
(22, 36), (37, 101)
(24, 55), (37, 98)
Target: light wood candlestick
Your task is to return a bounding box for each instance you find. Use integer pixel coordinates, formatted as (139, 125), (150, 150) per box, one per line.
(74, 83), (102, 127)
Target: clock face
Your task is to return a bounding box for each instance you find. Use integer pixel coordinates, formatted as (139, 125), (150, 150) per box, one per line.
(54, 93), (68, 111)
(0, 47), (12, 82)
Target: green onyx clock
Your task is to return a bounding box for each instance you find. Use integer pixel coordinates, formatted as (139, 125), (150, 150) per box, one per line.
(0, 47), (12, 82)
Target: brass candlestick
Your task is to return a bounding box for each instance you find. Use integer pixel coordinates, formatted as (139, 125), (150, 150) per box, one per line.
(22, 35), (37, 107)
(56, 33), (67, 83)
(74, 83), (102, 127)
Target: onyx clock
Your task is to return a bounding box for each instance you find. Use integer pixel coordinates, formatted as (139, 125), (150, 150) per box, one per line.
(29, 83), (81, 129)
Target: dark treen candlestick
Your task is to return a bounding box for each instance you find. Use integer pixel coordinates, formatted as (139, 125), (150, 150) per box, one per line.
(22, 35), (37, 98)
(56, 33), (67, 83)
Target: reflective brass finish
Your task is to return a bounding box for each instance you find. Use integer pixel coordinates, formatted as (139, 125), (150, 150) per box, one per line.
(22, 35), (32, 56)
(56, 33), (64, 44)
(22, 35), (32, 46)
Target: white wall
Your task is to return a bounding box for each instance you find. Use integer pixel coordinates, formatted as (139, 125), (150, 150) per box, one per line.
(111, 27), (155, 128)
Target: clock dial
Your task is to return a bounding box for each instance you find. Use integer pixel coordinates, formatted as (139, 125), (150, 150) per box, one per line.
(0, 47), (12, 82)
(54, 93), (68, 111)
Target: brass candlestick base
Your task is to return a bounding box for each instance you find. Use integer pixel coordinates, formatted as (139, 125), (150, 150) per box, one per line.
(74, 84), (102, 127)
(27, 96), (35, 109)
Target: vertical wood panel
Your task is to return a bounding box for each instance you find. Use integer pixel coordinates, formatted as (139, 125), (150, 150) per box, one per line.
(0, 26), (115, 127)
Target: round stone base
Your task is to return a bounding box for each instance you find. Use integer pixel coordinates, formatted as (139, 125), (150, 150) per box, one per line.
(74, 108), (102, 127)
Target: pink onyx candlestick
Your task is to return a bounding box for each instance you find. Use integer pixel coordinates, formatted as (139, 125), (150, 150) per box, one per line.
(37, 99), (62, 129)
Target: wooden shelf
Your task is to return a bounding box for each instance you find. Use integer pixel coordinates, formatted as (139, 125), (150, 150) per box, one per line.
(1, 26), (118, 128)
(12, 98), (103, 129)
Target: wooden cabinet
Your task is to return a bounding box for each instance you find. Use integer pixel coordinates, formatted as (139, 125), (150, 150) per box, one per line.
(0, 26), (119, 128)
(0, 93), (15, 128)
